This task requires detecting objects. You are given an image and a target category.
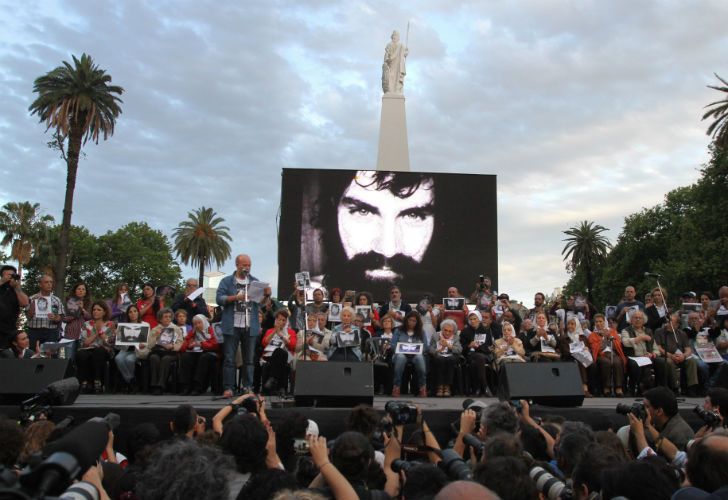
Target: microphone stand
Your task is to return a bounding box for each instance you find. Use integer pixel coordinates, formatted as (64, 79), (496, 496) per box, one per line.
(302, 285), (309, 362)
(653, 276), (673, 390)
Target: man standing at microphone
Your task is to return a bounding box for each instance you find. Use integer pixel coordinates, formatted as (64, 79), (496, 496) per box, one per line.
(217, 254), (263, 397)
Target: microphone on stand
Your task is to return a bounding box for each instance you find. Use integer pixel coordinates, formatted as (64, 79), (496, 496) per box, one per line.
(644, 272), (663, 278)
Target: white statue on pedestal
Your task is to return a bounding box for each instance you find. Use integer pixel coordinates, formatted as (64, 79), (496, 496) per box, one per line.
(382, 30), (408, 95)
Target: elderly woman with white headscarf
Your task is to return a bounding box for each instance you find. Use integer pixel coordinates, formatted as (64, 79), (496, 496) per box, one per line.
(559, 315), (593, 397)
(179, 314), (221, 396)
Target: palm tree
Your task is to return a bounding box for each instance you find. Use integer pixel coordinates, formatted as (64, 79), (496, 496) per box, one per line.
(562, 220), (612, 304)
(703, 73), (728, 150)
(29, 53), (124, 295)
(173, 207), (233, 286)
(0, 201), (55, 276)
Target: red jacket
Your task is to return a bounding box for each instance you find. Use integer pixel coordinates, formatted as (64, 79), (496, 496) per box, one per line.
(180, 326), (220, 353)
(262, 328), (297, 355)
(587, 329), (627, 366)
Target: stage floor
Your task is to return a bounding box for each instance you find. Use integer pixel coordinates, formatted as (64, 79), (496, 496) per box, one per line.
(1, 393), (707, 454)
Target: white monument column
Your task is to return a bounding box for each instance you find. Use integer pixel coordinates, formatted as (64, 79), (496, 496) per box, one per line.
(376, 29), (410, 172)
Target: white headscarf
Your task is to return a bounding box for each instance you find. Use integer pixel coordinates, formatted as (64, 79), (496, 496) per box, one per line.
(193, 314), (211, 340)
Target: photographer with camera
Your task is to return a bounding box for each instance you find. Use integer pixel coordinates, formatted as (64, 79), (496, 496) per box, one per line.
(453, 401), (519, 459)
(0, 265), (29, 352)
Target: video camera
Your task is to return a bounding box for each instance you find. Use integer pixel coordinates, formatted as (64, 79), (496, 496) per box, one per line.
(615, 402), (646, 420)
(0, 418), (110, 499)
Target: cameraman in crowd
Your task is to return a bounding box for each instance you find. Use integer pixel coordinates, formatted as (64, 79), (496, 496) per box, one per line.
(0, 264), (29, 353)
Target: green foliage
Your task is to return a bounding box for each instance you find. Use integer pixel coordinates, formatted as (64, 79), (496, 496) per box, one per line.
(566, 145), (728, 309)
(173, 206), (232, 285)
(561, 220), (612, 304)
(24, 221), (182, 301)
(98, 222), (183, 298)
(29, 53), (124, 144)
(703, 74), (728, 150)
(28, 53), (124, 296)
(0, 201), (54, 273)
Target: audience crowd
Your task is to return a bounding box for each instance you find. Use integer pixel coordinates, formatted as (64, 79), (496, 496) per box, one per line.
(1, 388), (727, 499)
(1, 259), (728, 499)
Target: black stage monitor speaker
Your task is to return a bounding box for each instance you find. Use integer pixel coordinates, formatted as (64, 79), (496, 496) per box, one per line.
(295, 361), (374, 407)
(0, 358), (73, 404)
(498, 362), (584, 407)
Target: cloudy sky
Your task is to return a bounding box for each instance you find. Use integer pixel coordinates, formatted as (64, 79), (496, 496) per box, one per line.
(1, 0), (726, 306)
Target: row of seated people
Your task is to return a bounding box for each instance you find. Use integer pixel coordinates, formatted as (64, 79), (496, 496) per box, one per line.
(2, 302), (222, 395)
(264, 304), (728, 399)
(4, 300), (726, 399)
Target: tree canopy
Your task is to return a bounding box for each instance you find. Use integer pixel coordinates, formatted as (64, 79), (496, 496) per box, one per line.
(564, 145), (728, 309)
(23, 221), (182, 300)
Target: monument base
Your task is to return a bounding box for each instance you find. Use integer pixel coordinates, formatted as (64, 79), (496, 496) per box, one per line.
(376, 93), (410, 172)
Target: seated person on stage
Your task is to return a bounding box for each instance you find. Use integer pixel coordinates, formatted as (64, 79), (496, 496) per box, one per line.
(620, 310), (663, 397)
(370, 313), (396, 395)
(0, 331), (39, 359)
(329, 306), (363, 362)
(355, 291), (380, 336)
(391, 310), (428, 398)
(378, 286), (412, 330)
(655, 312), (701, 396)
(174, 309), (192, 335)
(296, 311), (330, 361)
(460, 309), (500, 397)
(179, 314), (221, 396)
(77, 301), (116, 394)
(588, 313), (626, 397)
(645, 287), (669, 332)
(137, 307), (184, 395)
(261, 308), (297, 394)
(527, 312), (560, 362)
(559, 316), (592, 397)
(429, 318), (462, 397)
(713, 314), (728, 362)
(493, 321), (526, 366)
(114, 304), (148, 392)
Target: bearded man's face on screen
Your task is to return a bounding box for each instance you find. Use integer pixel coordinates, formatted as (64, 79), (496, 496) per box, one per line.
(335, 171), (435, 292)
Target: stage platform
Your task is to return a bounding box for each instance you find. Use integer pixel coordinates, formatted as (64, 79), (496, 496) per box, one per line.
(0, 394), (707, 456)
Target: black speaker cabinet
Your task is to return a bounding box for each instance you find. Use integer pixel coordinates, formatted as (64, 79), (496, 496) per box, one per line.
(498, 362), (584, 407)
(295, 361), (374, 407)
(0, 358), (73, 403)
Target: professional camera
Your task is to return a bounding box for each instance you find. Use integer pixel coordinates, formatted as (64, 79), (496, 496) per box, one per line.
(616, 402), (646, 420)
(391, 459), (415, 473)
(438, 449), (472, 480)
(385, 401), (418, 426)
(694, 405), (722, 428)
(530, 465), (573, 500)
(478, 275), (485, 290)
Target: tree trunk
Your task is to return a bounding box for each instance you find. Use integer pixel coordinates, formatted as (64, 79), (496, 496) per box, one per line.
(198, 253), (205, 290)
(585, 260), (595, 305)
(55, 122), (84, 296)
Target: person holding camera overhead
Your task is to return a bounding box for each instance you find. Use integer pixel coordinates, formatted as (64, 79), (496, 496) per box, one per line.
(0, 265), (29, 352)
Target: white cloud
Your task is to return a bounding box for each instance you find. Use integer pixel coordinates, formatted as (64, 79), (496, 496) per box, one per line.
(1, 0), (726, 307)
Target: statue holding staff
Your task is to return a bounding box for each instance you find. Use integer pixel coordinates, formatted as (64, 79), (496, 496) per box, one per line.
(382, 29), (408, 95)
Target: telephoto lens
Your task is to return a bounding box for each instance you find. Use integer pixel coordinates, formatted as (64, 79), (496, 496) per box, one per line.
(530, 466), (571, 500)
(438, 449), (473, 480)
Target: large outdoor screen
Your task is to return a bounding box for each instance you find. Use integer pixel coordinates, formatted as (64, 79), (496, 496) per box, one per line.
(278, 168), (498, 302)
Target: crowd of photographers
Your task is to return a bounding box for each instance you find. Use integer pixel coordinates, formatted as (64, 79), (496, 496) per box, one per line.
(2, 386), (728, 500)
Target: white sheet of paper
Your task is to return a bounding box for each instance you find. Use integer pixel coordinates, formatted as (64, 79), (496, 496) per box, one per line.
(187, 287), (205, 301)
(247, 281), (270, 302)
(629, 356), (652, 367)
